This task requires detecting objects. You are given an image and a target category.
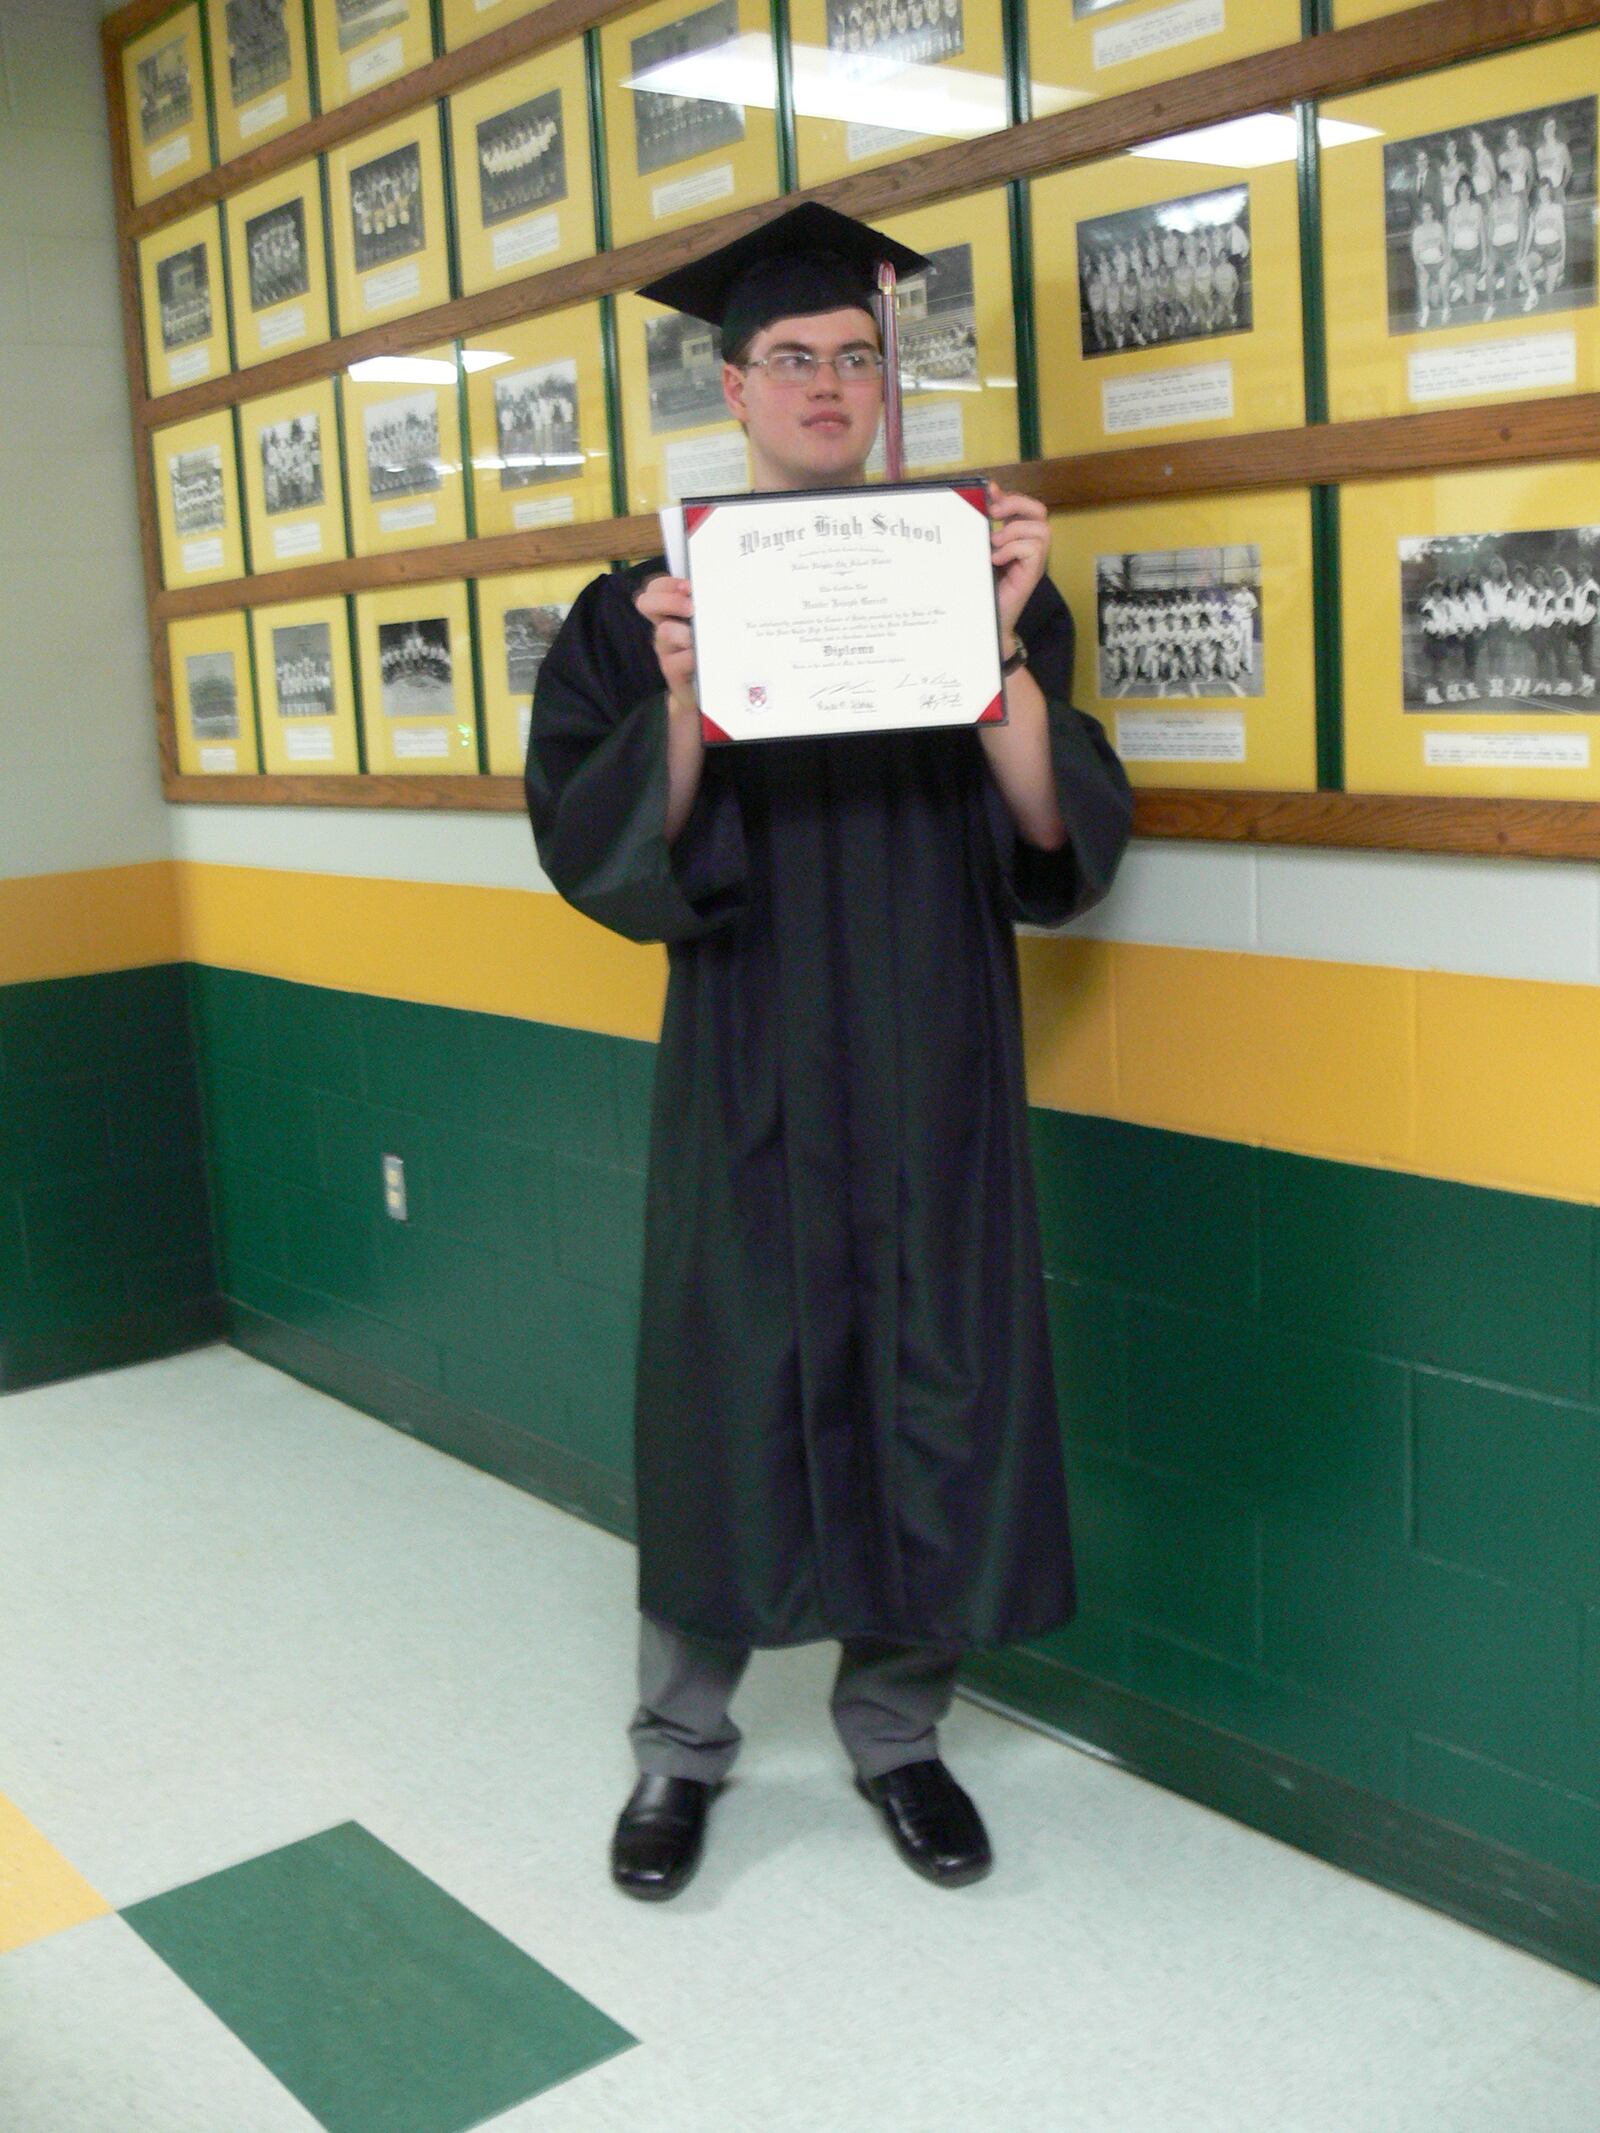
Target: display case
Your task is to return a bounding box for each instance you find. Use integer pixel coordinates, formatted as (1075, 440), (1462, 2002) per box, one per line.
(343, 346), (470, 556)
(448, 43), (597, 295)
(153, 408), (247, 588)
(463, 309), (613, 536)
(169, 611), (261, 774)
(205, 0), (313, 163)
(123, 4), (212, 206)
(240, 377), (350, 568)
(225, 160), (333, 369)
(476, 564), (602, 772)
(354, 581), (481, 773)
(310, 0), (434, 111)
(251, 596), (362, 773)
(328, 109), (454, 332)
(139, 205), (231, 398)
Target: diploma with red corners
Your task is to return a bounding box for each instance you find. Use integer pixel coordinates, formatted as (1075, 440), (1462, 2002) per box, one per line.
(679, 479), (1007, 745)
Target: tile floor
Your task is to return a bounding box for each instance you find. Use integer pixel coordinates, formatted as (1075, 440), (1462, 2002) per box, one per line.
(2, 1344), (1597, 2132)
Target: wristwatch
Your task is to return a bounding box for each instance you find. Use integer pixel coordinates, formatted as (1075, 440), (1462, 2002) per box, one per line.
(1000, 636), (1029, 677)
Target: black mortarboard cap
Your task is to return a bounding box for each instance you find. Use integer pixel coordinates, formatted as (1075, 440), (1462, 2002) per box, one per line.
(636, 201), (930, 354)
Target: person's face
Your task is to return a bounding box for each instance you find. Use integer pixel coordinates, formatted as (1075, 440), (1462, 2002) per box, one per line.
(724, 306), (884, 491)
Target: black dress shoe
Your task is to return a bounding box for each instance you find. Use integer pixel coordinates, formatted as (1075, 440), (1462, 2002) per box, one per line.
(610, 1773), (720, 1901)
(855, 1758), (993, 1887)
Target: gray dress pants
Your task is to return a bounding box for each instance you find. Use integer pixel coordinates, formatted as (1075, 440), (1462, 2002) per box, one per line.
(629, 1612), (963, 1783)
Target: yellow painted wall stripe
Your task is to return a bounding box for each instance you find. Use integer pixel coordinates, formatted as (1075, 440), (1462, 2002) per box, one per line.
(0, 1793), (111, 1955)
(0, 864), (184, 987)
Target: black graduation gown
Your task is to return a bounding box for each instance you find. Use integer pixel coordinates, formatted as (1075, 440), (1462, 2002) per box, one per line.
(526, 559), (1132, 1650)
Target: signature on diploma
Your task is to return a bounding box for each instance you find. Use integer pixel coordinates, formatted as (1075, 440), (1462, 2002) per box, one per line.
(809, 669), (964, 715)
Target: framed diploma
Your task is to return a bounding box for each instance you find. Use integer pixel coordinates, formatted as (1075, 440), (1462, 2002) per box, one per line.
(448, 44), (596, 295)
(205, 0), (312, 163)
(309, 0), (433, 111)
(464, 309), (613, 537)
(475, 564), (598, 772)
(1049, 489), (1317, 790)
(139, 207), (231, 400)
(344, 346), (469, 556)
(614, 290), (751, 514)
(353, 581), (480, 774)
(1027, 0), (1299, 114)
(169, 612), (261, 776)
(328, 110), (453, 333)
(1321, 38), (1600, 424)
(684, 481), (1004, 744)
(788, 0), (1007, 191)
(122, 5), (212, 207)
(240, 377), (349, 569)
(441, 0), (543, 53)
(1341, 460), (1600, 803)
(153, 408), (246, 589)
(1034, 131), (1305, 458)
(225, 160), (333, 370)
(250, 596), (361, 774)
(598, 0), (781, 252)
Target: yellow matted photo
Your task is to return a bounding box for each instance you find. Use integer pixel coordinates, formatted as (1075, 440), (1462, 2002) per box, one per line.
(615, 291), (750, 514)
(475, 565), (599, 774)
(354, 582), (481, 775)
(1027, 0), (1299, 115)
(1321, 37), (1600, 423)
(1341, 460), (1600, 802)
(152, 408), (246, 590)
(250, 597), (362, 775)
(441, 0), (543, 53)
(122, 5), (212, 207)
(449, 44), (596, 296)
(139, 206), (231, 400)
(598, 0), (781, 252)
(240, 377), (349, 570)
(205, 0), (312, 163)
(1034, 133), (1304, 459)
(328, 111), (453, 333)
(225, 161), (333, 370)
(310, 0), (434, 111)
(787, 0), (1007, 191)
(463, 310), (612, 538)
(1049, 489), (1317, 791)
(169, 612), (261, 776)
(344, 347), (469, 556)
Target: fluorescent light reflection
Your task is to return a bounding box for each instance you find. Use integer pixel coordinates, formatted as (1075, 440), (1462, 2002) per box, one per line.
(1129, 113), (1380, 169)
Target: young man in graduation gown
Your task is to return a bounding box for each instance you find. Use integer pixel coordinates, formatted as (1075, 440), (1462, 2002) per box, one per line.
(525, 203), (1133, 1899)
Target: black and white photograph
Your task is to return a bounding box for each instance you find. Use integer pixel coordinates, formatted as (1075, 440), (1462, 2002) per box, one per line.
(169, 446), (225, 536)
(494, 361), (581, 489)
(348, 142), (425, 273)
(1095, 546), (1264, 698)
(1078, 185), (1252, 358)
(1400, 527), (1600, 711)
(271, 621), (335, 719)
(244, 199), (309, 312)
(185, 651), (240, 738)
(136, 34), (192, 145)
(824, 0), (964, 68)
(476, 91), (567, 227)
(645, 313), (726, 433)
(260, 413), (324, 515)
(363, 393), (442, 500)
(378, 616), (453, 717)
(504, 604), (569, 699)
(630, 3), (745, 177)
(336, 0), (408, 52)
(222, 0), (292, 106)
(1382, 97), (1597, 334)
(155, 245), (212, 351)
(896, 242), (978, 391)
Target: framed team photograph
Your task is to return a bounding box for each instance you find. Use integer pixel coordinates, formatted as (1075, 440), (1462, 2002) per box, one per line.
(1322, 36), (1600, 421)
(440, 0), (543, 51)
(353, 582), (480, 775)
(1343, 461), (1600, 800)
(1034, 138), (1304, 458)
(169, 613), (261, 777)
(448, 44), (597, 295)
(225, 161), (332, 368)
(239, 378), (349, 568)
(1027, 0), (1299, 115)
(122, 5), (212, 206)
(343, 348), (469, 557)
(1050, 489), (1317, 790)
(475, 565), (598, 772)
(614, 291), (750, 514)
(250, 597), (361, 774)
(328, 112), (453, 330)
(205, 0), (313, 162)
(310, 0), (434, 111)
(152, 409), (247, 589)
(463, 309), (612, 537)
(599, 0), (781, 251)
(139, 208), (232, 399)
(787, 0), (1008, 191)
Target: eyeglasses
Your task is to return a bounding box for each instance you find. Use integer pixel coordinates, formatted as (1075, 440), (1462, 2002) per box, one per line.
(740, 349), (886, 386)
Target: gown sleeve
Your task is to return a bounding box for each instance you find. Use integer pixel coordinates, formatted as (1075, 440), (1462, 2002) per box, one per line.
(981, 572), (1134, 930)
(524, 562), (748, 946)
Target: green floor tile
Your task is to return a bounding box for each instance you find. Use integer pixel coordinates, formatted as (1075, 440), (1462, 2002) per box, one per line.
(121, 1822), (635, 2133)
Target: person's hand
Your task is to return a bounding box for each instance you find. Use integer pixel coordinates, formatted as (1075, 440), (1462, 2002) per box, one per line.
(635, 573), (698, 714)
(987, 480), (1049, 651)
